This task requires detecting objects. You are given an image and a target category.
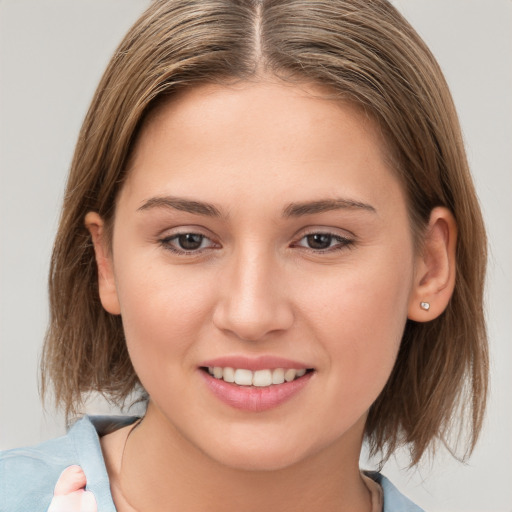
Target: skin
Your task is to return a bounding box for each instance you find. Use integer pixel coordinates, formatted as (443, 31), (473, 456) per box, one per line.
(86, 80), (456, 512)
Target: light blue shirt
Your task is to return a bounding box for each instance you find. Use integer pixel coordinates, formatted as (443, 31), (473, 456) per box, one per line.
(0, 416), (424, 511)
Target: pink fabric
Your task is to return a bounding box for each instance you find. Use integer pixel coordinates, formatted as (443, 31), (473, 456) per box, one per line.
(48, 465), (97, 512)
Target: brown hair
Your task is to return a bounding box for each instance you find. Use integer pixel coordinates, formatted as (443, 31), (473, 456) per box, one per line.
(41, 0), (488, 465)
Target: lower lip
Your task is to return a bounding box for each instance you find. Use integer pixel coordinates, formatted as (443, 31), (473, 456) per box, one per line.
(200, 370), (314, 412)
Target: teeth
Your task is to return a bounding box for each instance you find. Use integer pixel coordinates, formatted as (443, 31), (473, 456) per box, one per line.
(272, 368), (285, 385)
(234, 369), (253, 386)
(284, 369), (297, 382)
(223, 367), (235, 383)
(206, 366), (309, 387)
(253, 369), (272, 387)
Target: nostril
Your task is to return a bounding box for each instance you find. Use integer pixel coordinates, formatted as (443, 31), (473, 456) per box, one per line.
(212, 302), (295, 342)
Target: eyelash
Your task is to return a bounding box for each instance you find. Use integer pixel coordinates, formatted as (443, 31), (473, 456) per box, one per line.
(158, 232), (218, 255)
(158, 231), (354, 255)
(292, 232), (355, 253)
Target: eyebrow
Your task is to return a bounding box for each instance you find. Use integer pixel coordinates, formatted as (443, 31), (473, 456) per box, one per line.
(282, 198), (376, 217)
(137, 196), (223, 217)
(137, 195), (376, 218)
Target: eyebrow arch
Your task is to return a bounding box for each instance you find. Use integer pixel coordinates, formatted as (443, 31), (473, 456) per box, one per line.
(282, 198), (376, 217)
(137, 196), (223, 217)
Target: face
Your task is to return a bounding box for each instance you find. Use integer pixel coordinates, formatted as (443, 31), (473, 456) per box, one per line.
(96, 81), (419, 471)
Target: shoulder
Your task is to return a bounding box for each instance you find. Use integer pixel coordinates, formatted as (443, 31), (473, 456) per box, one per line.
(0, 421), (81, 512)
(0, 415), (136, 512)
(365, 471), (425, 512)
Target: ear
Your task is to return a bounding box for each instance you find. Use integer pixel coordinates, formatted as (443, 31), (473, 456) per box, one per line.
(84, 212), (121, 315)
(408, 207), (457, 321)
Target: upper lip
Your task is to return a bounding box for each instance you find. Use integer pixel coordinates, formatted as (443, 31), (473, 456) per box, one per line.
(200, 355), (313, 371)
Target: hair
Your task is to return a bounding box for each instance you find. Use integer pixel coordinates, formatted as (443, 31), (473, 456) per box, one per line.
(41, 0), (488, 466)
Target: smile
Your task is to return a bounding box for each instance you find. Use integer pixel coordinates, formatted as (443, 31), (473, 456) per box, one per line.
(200, 363), (315, 412)
(204, 366), (309, 387)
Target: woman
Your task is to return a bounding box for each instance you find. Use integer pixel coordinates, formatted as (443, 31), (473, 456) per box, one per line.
(0, 1), (488, 511)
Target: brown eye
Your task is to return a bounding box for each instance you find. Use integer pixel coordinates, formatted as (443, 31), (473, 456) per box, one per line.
(306, 234), (333, 250)
(160, 232), (217, 254)
(177, 233), (204, 250)
(294, 232), (354, 252)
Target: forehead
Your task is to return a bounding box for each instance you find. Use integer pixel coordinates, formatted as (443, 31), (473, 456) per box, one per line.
(120, 80), (403, 216)
(140, 80), (384, 154)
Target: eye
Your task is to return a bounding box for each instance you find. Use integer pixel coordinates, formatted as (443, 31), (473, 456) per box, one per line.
(159, 232), (217, 254)
(294, 232), (353, 252)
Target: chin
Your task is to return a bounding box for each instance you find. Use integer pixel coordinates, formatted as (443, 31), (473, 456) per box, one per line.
(195, 427), (328, 473)
(210, 445), (307, 472)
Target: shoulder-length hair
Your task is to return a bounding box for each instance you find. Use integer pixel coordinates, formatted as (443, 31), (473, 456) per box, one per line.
(42, 0), (488, 465)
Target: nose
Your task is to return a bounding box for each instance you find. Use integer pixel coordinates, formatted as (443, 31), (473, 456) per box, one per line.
(212, 249), (294, 342)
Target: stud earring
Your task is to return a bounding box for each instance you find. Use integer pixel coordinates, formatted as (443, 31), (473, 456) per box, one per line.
(420, 301), (430, 311)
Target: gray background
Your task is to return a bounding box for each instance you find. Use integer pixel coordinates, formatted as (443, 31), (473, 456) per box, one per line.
(0, 1), (511, 510)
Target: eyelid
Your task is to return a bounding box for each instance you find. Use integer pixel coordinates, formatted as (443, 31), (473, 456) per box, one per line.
(157, 227), (220, 255)
(291, 227), (356, 252)
(155, 225), (355, 255)
(293, 224), (356, 238)
(155, 224), (218, 243)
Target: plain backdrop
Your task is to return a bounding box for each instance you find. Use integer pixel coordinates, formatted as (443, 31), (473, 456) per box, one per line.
(0, 1), (511, 510)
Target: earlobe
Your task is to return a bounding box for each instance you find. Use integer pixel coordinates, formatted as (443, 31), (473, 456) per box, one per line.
(408, 207), (457, 322)
(84, 212), (121, 315)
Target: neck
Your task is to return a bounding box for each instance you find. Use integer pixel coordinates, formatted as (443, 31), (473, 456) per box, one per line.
(111, 403), (371, 512)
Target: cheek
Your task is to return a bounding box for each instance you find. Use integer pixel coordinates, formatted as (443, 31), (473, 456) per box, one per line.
(301, 252), (413, 403)
(113, 257), (216, 375)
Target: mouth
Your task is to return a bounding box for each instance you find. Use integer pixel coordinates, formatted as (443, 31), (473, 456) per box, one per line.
(200, 366), (314, 387)
(199, 362), (315, 412)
